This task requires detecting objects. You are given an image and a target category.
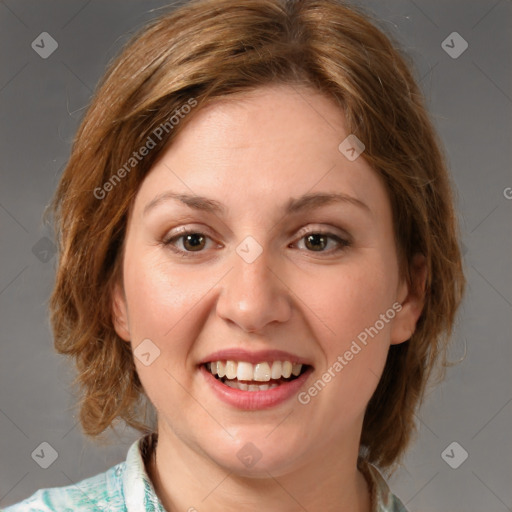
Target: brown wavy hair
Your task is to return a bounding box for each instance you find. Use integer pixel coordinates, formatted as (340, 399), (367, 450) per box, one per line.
(47, 0), (466, 474)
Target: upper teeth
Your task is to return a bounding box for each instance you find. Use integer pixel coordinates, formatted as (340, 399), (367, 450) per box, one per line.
(206, 360), (303, 381)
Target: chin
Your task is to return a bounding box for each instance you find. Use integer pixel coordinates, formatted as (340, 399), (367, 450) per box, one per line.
(202, 435), (308, 479)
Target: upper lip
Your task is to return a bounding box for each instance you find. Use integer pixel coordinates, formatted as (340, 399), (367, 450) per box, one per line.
(198, 348), (313, 367)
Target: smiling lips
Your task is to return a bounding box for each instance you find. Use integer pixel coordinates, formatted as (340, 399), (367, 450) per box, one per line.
(198, 348), (313, 401)
(208, 360), (303, 380)
(205, 360), (306, 391)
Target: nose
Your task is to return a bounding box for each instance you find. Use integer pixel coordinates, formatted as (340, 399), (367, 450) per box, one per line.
(215, 246), (292, 333)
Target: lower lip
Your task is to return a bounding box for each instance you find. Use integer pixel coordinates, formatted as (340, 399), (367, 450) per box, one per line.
(199, 364), (314, 410)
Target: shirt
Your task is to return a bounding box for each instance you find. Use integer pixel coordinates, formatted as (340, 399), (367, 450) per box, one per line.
(2, 433), (408, 512)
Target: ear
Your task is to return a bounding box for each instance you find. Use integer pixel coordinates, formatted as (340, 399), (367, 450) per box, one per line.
(112, 281), (131, 342)
(390, 253), (427, 345)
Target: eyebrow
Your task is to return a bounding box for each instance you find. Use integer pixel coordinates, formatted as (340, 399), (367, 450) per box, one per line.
(143, 191), (371, 217)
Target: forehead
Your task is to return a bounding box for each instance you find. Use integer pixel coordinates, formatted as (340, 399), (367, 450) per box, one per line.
(132, 84), (389, 220)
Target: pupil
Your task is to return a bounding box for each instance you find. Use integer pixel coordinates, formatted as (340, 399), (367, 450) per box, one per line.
(184, 233), (205, 251)
(306, 234), (326, 251)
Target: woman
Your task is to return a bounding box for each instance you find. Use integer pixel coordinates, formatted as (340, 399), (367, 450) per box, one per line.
(4, 0), (465, 510)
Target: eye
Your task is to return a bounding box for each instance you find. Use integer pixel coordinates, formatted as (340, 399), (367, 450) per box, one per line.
(162, 227), (351, 257)
(163, 229), (217, 257)
(293, 229), (351, 254)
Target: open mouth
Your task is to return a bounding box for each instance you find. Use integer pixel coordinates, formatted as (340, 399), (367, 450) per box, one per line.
(202, 361), (312, 392)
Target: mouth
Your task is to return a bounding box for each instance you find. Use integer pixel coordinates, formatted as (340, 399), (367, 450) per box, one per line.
(198, 359), (314, 409)
(203, 360), (312, 392)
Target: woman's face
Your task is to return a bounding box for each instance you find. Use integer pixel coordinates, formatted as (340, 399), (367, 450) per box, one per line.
(113, 84), (424, 476)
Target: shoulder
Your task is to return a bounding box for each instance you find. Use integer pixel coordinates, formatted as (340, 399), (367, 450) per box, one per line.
(2, 463), (125, 512)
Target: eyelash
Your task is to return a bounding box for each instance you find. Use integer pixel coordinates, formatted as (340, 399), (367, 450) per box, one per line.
(162, 227), (351, 258)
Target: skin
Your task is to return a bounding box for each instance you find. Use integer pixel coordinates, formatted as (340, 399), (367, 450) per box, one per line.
(112, 84), (426, 512)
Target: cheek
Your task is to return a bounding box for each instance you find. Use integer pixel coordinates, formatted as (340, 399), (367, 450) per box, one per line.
(298, 255), (399, 402)
(300, 257), (397, 340)
(123, 249), (206, 340)
(298, 263), (397, 419)
(121, 251), (206, 411)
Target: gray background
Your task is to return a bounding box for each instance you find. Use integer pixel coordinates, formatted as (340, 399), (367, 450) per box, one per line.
(1, 0), (511, 510)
